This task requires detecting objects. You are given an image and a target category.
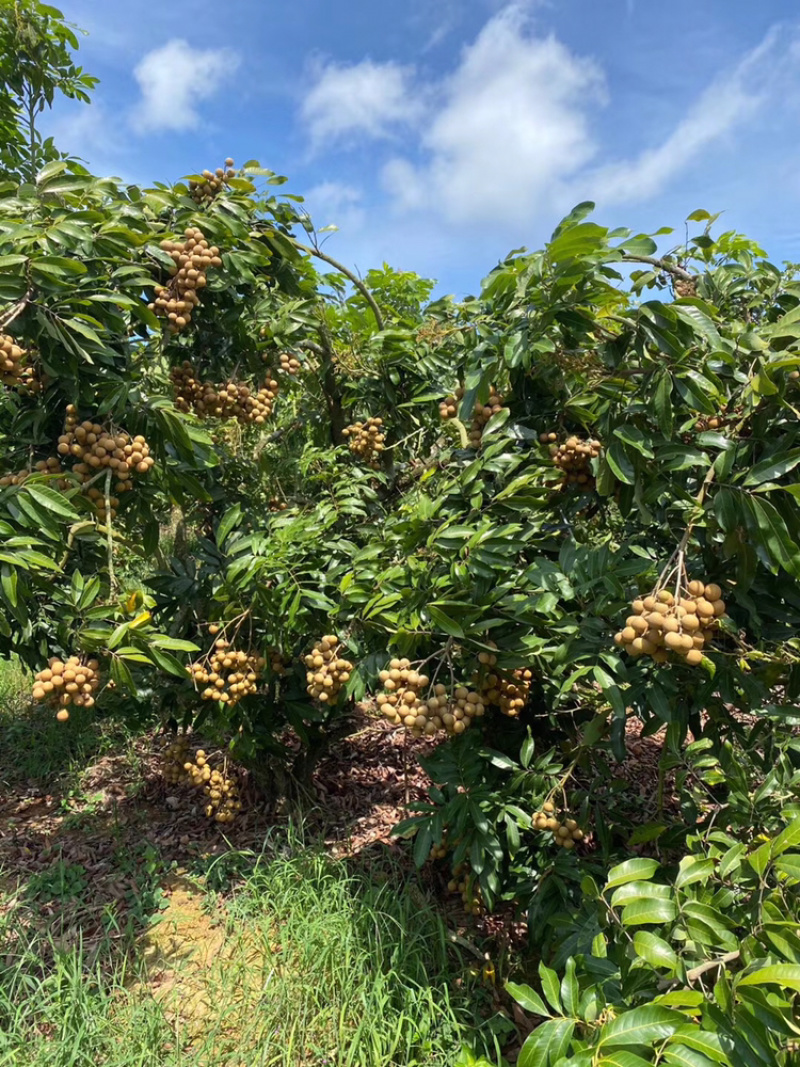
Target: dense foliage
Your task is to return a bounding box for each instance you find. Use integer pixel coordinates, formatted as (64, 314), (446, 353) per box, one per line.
(2, 4), (800, 1064)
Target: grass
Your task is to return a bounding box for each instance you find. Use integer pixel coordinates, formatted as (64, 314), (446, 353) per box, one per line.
(0, 836), (498, 1067)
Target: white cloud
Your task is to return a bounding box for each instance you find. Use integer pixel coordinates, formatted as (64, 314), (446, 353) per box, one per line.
(589, 28), (785, 205)
(302, 181), (366, 234)
(130, 39), (238, 133)
(301, 58), (423, 149)
(383, 4), (605, 225)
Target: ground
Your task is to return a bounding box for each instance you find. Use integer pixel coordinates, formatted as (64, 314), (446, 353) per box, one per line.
(0, 685), (675, 1067)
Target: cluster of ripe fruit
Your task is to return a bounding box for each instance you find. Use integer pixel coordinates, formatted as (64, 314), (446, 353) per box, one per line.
(446, 864), (484, 917)
(171, 361), (279, 425)
(189, 637), (266, 705)
(0, 455), (68, 488)
(478, 665), (533, 718)
(614, 580), (726, 666)
(377, 660), (486, 738)
(278, 352), (301, 375)
(540, 433), (602, 490)
(342, 417), (386, 469)
(268, 497), (288, 512)
(304, 635), (353, 703)
(188, 158), (236, 204)
(0, 333), (29, 386)
(694, 413), (728, 432)
(32, 656), (101, 720)
(532, 803), (584, 849)
(161, 738), (242, 823)
(439, 386), (506, 448)
(56, 409), (155, 521)
(150, 228), (222, 334)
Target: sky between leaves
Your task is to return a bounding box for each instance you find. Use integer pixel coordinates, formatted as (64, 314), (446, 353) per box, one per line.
(42, 0), (800, 296)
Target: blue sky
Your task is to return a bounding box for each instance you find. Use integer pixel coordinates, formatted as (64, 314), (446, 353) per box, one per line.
(44, 0), (800, 296)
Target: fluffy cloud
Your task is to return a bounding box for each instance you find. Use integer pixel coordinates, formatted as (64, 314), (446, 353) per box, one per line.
(589, 28), (785, 205)
(131, 39), (239, 133)
(301, 181), (365, 233)
(383, 5), (605, 225)
(301, 58), (423, 149)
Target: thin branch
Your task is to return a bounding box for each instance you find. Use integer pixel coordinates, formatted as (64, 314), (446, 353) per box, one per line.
(104, 468), (116, 594)
(0, 289), (34, 331)
(291, 237), (385, 332)
(621, 254), (695, 283)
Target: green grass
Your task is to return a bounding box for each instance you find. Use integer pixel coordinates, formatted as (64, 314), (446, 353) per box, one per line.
(0, 837), (499, 1067)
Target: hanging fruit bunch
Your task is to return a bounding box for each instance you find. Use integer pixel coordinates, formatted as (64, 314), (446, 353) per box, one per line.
(0, 333), (29, 386)
(614, 549), (727, 666)
(0, 456), (69, 488)
(439, 385), (506, 448)
(303, 635), (353, 704)
(150, 227), (222, 334)
(542, 433), (602, 490)
(532, 802), (584, 850)
(342, 417), (386, 469)
(162, 734), (191, 785)
(55, 411), (155, 522)
(446, 864), (484, 917)
(268, 648), (288, 676)
(189, 638), (266, 705)
(428, 831), (449, 862)
(188, 158), (236, 205)
(171, 362), (279, 425)
(478, 666), (533, 718)
(32, 656), (101, 721)
(268, 497), (288, 512)
(376, 658), (485, 738)
(278, 351), (301, 375)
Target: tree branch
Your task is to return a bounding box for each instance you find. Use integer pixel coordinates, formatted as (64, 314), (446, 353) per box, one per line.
(621, 255), (695, 283)
(291, 237), (385, 332)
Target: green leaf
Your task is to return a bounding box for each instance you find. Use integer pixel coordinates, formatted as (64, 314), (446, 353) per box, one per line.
(654, 370), (673, 437)
(745, 497), (800, 577)
(742, 448), (800, 487)
(675, 856), (715, 889)
(217, 504), (243, 546)
(620, 898), (678, 926)
(428, 605), (465, 639)
(598, 1006), (683, 1049)
(738, 964), (800, 993)
(605, 858), (661, 889)
(632, 931), (680, 973)
(539, 962), (562, 1014)
(597, 1055), (653, 1067)
(663, 1046), (718, 1067)
(667, 1029), (727, 1064)
(606, 440), (635, 485)
(505, 982), (551, 1018)
(23, 484), (79, 521)
(518, 1019), (574, 1067)
(771, 817), (800, 858)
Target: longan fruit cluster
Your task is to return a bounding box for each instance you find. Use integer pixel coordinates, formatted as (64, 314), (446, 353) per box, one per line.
(178, 748), (242, 823)
(446, 864), (483, 916)
(32, 656), (101, 720)
(268, 497), (288, 512)
(0, 333), (28, 385)
(673, 278), (697, 299)
(150, 228), (222, 333)
(201, 765), (241, 823)
(304, 635), (353, 703)
(428, 833), (449, 862)
(56, 417), (154, 519)
(188, 158), (236, 204)
(268, 648), (287, 676)
(0, 456), (69, 489)
(171, 362), (279, 425)
(377, 661), (485, 738)
(162, 735), (190, 785)
(479, 666), (533, 718)
(532, 802), (583, 849)
(342, 417), (385, 469)
(543, 434), (602, 489)
(278, 352), (301, 375)
(189, 640), (266, 705)
(614, 580), (726, 666)
(439, 386), (506, 447)
(694, 412), (729, 432)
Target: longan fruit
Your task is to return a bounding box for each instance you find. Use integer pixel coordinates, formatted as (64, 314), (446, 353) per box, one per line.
(685, 649), (703, 666)
(543, 801), (555, 813)
(687, 580), (705, 597)
(56, 709), (69, 722)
